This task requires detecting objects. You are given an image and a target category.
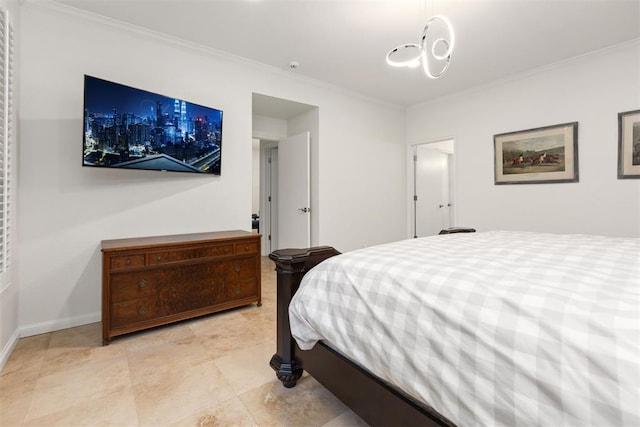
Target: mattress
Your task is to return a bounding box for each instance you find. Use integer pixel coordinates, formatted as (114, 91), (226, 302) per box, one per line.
(288, 231), (640, 426)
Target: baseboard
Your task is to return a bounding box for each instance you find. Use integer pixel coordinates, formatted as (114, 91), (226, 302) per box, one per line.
(19, 312), (101, 338)
(0, 313), (101, 372)
(0, 328), (20, 372)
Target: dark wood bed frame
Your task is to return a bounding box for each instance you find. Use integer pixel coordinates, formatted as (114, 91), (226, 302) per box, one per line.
(268, 247), (456, 427)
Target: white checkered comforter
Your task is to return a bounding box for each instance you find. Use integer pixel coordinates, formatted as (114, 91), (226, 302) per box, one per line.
(289, 231), (640, 426)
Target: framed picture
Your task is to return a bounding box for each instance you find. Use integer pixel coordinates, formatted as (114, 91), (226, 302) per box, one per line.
(617, 109), (640, 179)
(494, 122), (579, 185)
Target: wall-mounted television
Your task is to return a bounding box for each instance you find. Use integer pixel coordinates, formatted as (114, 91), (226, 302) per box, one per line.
(83, 75), (223, 175)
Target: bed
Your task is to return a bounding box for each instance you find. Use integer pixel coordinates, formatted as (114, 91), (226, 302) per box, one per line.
(268, 231), (639, 426)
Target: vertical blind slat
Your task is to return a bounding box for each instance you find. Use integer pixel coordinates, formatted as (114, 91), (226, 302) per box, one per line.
(0, 9), (12, 272)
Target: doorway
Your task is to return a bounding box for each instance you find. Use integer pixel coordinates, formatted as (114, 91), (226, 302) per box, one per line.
(412, 139), (456, 238)
(252, 93), (317, 255)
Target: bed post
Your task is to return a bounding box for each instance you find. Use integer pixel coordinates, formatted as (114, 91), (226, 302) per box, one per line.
(269, 246), (340, 388)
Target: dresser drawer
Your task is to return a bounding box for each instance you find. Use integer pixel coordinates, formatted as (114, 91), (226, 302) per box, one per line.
(161, 282), (216, 315)
(110, 254), (146, 271)
(225, 278), (259, 300)
(148, 244), (234, 266)
(111, 271), (160, 302)
(110, 297), (162, 328)
(224, 257), (258, 281)
(235, 241), (258, 255)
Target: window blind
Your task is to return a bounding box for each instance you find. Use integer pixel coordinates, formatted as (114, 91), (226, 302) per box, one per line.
(0, 8), (13, 273)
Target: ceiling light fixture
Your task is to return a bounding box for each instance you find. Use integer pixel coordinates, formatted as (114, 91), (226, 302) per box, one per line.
(386, 14), (455, 79)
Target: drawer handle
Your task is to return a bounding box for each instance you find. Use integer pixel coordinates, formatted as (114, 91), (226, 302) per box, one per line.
(245, 245), (250, 251)
(234, 265), (241, 273)
(125, 258), (131, 265)
(235, 287), (241, 294)
(156, 255), (162, 261)
(138, 307), (147, 315)
(138, 279), (147, 289)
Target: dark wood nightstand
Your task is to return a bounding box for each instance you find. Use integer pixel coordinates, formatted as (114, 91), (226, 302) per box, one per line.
(439, 227), (476, 235)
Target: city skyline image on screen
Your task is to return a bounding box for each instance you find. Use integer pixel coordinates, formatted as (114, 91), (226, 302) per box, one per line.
(83, 75), (223, 175)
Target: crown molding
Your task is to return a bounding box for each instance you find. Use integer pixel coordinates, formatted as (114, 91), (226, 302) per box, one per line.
(409, 38), (640, 111)
(23, 0), (404, 111)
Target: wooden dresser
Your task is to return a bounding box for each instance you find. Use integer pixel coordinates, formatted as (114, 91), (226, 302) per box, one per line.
(101, 230), (261, 345)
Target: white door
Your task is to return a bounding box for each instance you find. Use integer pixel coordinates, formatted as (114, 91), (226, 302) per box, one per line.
(277, 132), (311, 249)
(414, 142), (453, 237)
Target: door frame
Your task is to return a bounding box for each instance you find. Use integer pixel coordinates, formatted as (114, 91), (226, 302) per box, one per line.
(407, 138), (458, 238)
(259, 140), (279, 255)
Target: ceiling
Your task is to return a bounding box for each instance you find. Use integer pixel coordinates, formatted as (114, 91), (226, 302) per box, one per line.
(55, 0), (639, 107)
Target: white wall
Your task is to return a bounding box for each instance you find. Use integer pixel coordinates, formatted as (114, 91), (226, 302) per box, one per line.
(17, 2), (407, 337)
(407, 41), (640, 237)
(252, 114), (287, 141)
(317, 98), (407, 249)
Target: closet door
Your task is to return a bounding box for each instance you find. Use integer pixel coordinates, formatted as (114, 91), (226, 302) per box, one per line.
(414, 143), (452, 237)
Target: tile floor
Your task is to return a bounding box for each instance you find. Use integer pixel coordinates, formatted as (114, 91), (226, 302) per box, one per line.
(0, 258), (368, 426)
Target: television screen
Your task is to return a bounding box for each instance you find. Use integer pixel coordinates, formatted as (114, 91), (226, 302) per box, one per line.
(83, 75), (223, 175)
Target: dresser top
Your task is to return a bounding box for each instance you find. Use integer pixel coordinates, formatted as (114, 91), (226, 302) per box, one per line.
(101, 230), (258, 251)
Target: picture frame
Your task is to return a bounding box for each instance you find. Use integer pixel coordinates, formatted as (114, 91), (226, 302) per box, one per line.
(494, 122), (579, 185)
(617, 109), (640, 179)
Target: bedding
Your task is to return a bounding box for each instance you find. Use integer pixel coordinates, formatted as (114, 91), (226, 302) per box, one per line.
(288, 231), (640, 426)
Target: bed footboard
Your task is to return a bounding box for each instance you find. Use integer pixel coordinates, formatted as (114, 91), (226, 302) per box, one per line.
(268, 246), (341, 388)
(268, 246), (455, 426)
